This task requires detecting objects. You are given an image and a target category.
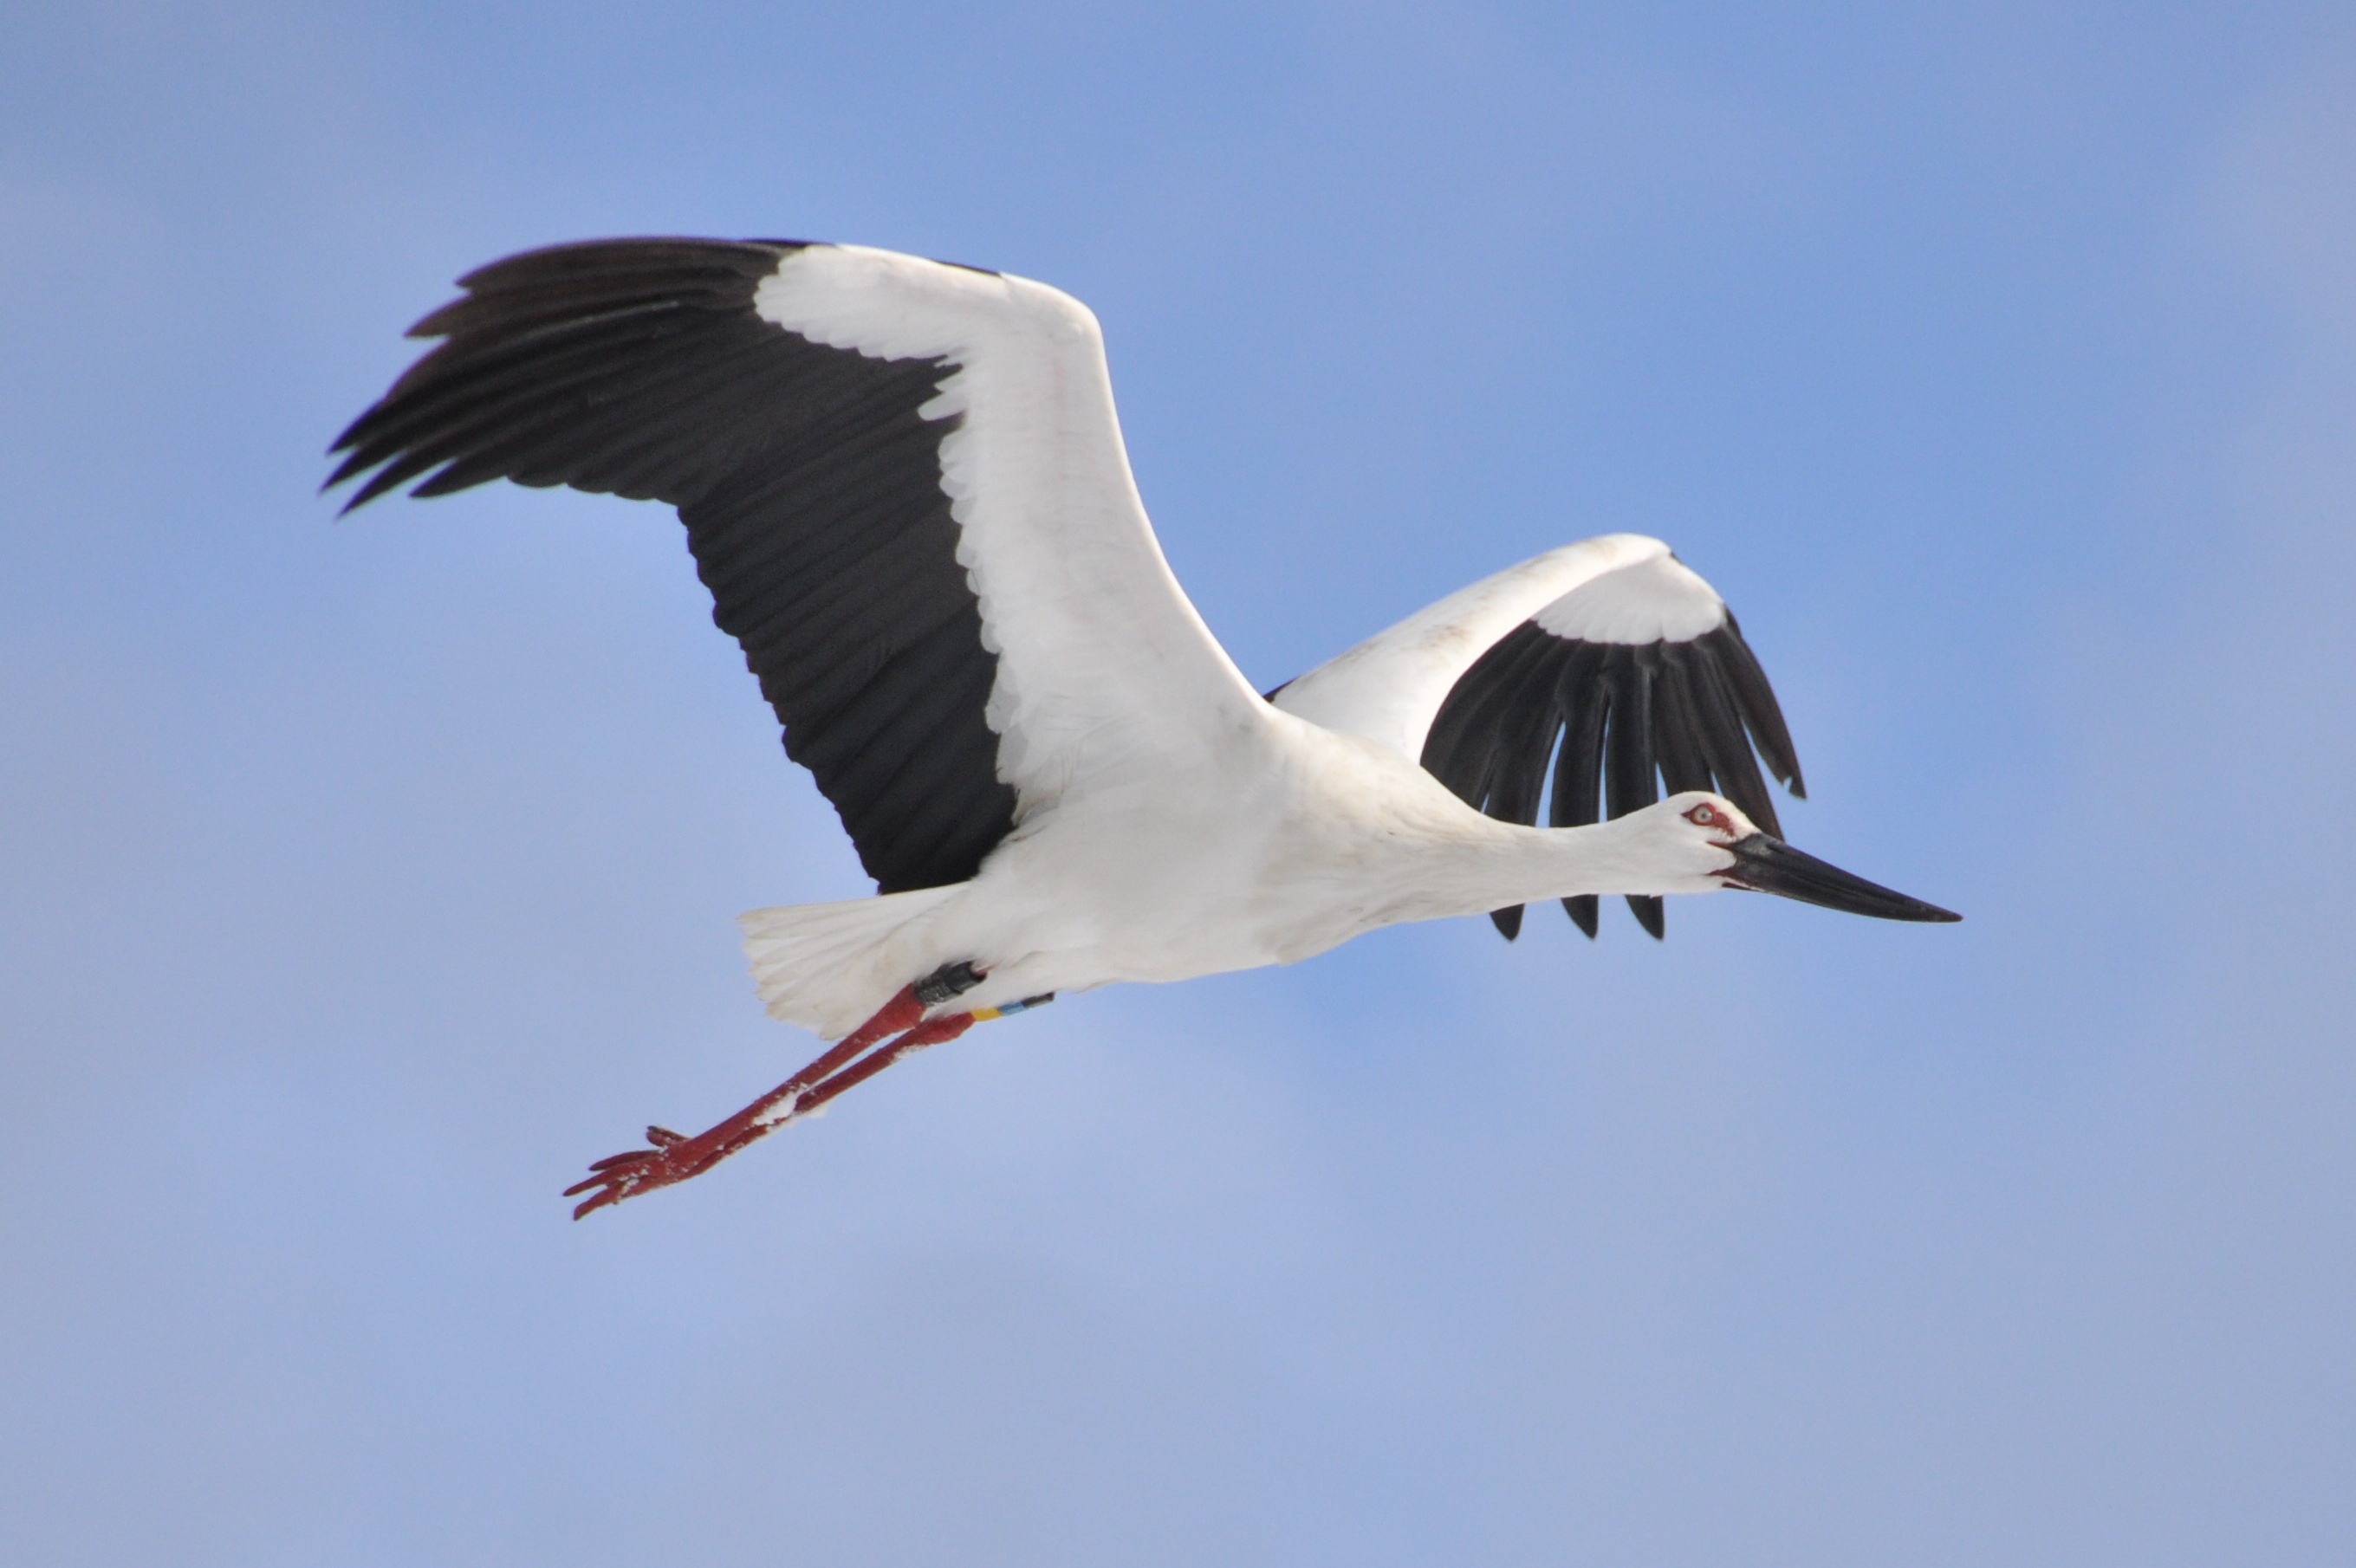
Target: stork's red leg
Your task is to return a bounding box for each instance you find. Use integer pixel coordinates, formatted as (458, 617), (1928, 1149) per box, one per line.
(757, 1008), (974, 1120)
(566, 984), (958, 1219)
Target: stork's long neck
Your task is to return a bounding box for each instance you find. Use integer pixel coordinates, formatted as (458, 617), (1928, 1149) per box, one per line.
(1388, 808), (1709, 927)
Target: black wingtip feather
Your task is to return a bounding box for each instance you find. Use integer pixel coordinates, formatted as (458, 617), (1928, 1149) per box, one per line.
(1564, 895), (1599, 938)
(1490, 905), (1524, 942)
(1711, 616), (1805, 798)
(1627, 895), (1665, 939)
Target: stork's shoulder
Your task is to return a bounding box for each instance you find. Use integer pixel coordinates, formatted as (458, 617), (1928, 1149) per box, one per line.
(1262, 702), (1498, 833)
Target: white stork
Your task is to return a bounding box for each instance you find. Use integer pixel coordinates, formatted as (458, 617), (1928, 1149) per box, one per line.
(328, 239), (1957, 1217)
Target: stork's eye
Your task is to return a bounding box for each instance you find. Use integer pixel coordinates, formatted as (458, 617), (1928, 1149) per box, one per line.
(1688, 804), (1717, 826)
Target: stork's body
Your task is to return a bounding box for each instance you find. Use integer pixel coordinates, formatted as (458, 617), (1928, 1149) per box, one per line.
(329, 238), (1956, 1215)
(754, 730), (1743, 1031)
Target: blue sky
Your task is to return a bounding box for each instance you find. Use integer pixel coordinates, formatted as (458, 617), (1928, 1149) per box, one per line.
(4, 3), (2353, 1564)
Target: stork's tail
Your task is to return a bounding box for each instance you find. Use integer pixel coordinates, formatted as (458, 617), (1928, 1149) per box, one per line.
(738, 884), (964, 1040)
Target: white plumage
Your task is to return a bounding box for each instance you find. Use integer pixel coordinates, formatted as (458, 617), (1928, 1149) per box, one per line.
(329, 237), (1955, 1215)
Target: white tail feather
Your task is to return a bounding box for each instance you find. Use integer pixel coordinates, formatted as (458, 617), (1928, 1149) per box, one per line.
(737, 884), (964, 1039)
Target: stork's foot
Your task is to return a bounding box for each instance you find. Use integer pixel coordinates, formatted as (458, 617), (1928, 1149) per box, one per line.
(564, 983), (981, 1220)
(565, 1118), (758, 1217)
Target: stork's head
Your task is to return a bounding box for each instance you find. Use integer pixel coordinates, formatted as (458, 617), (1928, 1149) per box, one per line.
(1640, 791), (1960, 922)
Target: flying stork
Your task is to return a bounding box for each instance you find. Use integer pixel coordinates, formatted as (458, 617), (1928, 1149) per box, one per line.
(328, 238), (1959, 1218)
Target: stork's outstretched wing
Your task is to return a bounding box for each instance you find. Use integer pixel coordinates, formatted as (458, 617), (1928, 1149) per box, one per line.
(1272, 535), (1802, 939)
(329, 239), (1268, 894)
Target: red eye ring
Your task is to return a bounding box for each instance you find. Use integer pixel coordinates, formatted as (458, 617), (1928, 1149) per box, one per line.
(1688, 803), (1718, 826)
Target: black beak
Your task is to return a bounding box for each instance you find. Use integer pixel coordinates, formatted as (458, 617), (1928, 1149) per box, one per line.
(1719, 833), (1961, 923)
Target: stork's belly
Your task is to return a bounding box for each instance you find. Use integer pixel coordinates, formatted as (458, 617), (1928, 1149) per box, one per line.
(946, 885), (1361, 1008)
(933, 801), (1416, 1008)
